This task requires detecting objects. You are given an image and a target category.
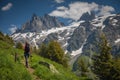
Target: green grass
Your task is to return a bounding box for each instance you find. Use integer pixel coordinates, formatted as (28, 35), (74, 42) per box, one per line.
(0, 34), (90, 80)
(0, 40), (32, 80)
(30, 54), (81, 80)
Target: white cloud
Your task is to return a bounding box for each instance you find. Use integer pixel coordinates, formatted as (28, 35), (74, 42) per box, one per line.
(57, 6), (68, 10)
(98, 5), (115, 16)
(9, 25), (17, 34)
(54, 0), (64, 3)
(1, 3), (13, 11)
(49, 2), (115, 21)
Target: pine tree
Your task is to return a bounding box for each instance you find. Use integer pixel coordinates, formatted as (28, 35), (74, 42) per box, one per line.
(92, 34), (113, 80)
(110, 58), (120, 80)
(77, 58), (88, 76)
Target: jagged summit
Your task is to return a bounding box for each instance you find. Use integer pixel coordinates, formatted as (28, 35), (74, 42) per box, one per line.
(31, 13), (41, 21)
(79, 11), (96, 22)
(16, 14), (64, 33)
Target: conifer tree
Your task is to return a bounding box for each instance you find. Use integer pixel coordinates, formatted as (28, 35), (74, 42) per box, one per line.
(92, 34), (113, 80)
(110, 58), (120, 80)
(78, 58), (88, 76)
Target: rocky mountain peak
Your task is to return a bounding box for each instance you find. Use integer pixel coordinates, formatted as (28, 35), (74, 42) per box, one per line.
(79, 11), (96, 22)
(17, 14), (64, 33)
(31, 13), (41, 21)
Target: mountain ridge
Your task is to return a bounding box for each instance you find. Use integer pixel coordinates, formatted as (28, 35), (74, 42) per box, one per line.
(12, 13), (120, 57)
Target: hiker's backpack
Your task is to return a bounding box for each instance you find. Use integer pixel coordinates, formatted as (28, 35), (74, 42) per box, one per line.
(25, 44), (30, 53)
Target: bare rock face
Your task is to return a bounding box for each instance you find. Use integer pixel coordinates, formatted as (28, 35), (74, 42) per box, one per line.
(67, 26), (86, 52)
(103, 14), (120, 55)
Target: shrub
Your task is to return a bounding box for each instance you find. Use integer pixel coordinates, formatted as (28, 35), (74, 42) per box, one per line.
(39, 41), (68, 67)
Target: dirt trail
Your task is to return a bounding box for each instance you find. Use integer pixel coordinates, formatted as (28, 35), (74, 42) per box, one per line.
(21, 60), (41, 80)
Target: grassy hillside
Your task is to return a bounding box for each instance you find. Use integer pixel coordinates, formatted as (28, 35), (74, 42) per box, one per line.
(0, 33), (32, 80)
(0, 32), (90, 80)
(30, 54), (80, 80)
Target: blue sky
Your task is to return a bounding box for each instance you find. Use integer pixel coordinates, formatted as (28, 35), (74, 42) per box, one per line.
(0, 0), (120, 34)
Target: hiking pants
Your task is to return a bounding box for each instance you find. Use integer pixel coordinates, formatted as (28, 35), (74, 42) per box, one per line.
(24, 53), (29, 68)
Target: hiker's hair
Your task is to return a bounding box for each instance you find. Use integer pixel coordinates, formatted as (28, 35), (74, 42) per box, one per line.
(24, 42), (30, 53)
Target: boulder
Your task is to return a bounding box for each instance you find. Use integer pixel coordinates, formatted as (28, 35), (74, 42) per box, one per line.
(39, 61), (59, 74)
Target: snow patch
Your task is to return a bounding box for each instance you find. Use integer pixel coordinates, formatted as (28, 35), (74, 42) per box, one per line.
(91, 14), (115, 30)
(71, 45), (83, 56)
(112, 19), (118, 26)
(71, 39), (87, 56)
(65, 50), (68, 54)
(109, 17), (113, 20)
(101, 25), (105, 30)
(63, 42), (68, 47)
(112, 23), (116, 26)
(112, 19), (118, 23)
(21, 33), (27, 38)
(115, 38), (120, 43)
(69, 21), (85, 27)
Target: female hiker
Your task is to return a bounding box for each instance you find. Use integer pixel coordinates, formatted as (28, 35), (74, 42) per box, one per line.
(24, 42), (30, 68)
